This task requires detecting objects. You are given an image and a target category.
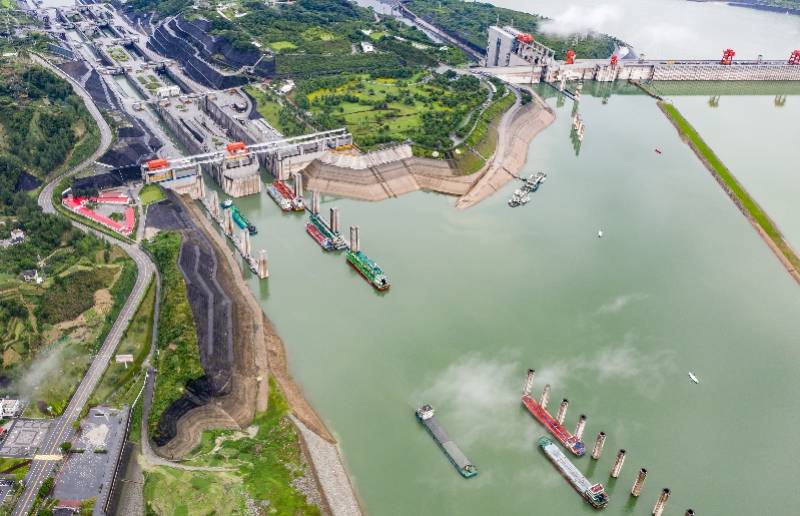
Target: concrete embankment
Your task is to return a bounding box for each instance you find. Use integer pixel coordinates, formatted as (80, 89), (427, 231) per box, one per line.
(658, 101), (800, 285)
(456, 90), (556, 209)
(302, 145), (476, 201)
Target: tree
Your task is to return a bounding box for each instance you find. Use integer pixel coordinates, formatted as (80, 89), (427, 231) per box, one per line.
(60, 441), (72, 453)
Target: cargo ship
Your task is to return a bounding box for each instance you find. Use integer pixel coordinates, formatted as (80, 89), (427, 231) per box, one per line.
(538, 437), (609, 509)
(522, 393), (585, 456)
(347, 249), (390, 291)
(221, 201), (257, 235)
(270, 180), (305, 211)
(416, 405), (477, 478)
(309, 213), (348, 250)
(306, 222), (334, 251)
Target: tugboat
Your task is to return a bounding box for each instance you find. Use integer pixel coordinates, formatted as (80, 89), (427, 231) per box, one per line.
(416, 405), (477, 478)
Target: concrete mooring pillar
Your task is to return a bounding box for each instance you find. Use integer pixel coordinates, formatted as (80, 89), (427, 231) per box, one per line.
(310, 191), (320, 215)
(652, 488), (671, 516)
(523, 369), (535, 396)
(293, 171), (304, 198)
(591, 432), (606, 460)
(241, 229), (251, 257)
(257, 249), (269, 279)
(631, 468), (647, 497)
(610, 449), (626, 478)
(196, 174), (205, 199)
(540, 384), (551, 410)
(574, 415), (587, 441)
(210, 191), (219, 218)
(330, 207), (340, 233)
(556, 398), (569, 424)
(224, 208), (234, 235)
(350, 225), (360, 253)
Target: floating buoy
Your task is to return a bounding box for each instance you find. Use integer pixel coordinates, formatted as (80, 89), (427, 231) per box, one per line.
(597, 230), (604, 238)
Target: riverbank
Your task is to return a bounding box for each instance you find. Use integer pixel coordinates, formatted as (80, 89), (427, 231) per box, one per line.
(182, 195), (362, 515)
(658, 100), (800, 285)
(456, 89), (555, 209)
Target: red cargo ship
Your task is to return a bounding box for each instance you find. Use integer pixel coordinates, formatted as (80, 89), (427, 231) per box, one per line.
(274, 180), (304, 211)
(306, 222), (334, 251)
(522, 395), (585, 456)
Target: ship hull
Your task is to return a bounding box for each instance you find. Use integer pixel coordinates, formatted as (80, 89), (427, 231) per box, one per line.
(522, 395), (585, 456)
(347, 254), (390, 291)
(306, 223), (334, 251)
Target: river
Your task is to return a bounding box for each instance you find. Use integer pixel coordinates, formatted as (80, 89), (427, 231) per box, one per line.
(217, 2), (800, 515)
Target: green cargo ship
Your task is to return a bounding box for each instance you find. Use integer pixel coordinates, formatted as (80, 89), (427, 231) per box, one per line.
(347, 250), (390, 291)
(310, 213), (348, 250)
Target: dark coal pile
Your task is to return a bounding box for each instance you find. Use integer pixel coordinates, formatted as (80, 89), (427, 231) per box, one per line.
(73, 164), (142, 191)
(99, 116), (161, 168)
(146, 196), (236, 445)
(15, 171), (42, 192)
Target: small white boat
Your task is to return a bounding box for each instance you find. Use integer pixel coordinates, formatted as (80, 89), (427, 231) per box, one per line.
(688, 372), (699, 384)
(597, 230), (603, 238)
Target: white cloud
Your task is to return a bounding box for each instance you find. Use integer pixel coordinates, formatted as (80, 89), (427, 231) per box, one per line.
(596, 293), (648, 314)
(540, 5), (621, 37)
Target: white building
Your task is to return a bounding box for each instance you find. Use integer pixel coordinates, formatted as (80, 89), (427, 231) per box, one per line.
(360, 41), (375, 54)
(0, 399), (21, 418)
(156, 85), (181, 99)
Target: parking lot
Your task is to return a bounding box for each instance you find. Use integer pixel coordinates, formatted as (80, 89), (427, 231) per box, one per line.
(0, 419), (54, 458)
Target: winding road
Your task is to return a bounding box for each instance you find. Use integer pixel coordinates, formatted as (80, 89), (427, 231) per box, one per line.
(13, 55), (155, 516)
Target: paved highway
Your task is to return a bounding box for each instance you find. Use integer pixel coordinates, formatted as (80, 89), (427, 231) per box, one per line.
(14, 56), (154, 516)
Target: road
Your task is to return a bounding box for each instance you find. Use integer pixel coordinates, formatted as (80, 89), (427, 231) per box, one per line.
(13, 55), (154, 516)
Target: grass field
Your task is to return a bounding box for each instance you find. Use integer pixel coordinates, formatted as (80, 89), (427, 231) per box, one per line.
(0, 0), (14, 10)
(305, 73), (457, 147)
(90, 279), (155, 407)
(107, 47), (129, 63)
(142, 377), (320, 515)
(659, 101), (800, 273)
(452, 90), (516, 174)
(139, 184), (165, 205)
(268, 40), (297, 51)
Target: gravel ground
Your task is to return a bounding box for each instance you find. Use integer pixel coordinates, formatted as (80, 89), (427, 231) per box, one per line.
(291, 416), (362, 516)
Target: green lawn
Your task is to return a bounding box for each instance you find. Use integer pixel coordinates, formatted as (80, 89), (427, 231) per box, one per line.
(143, 467), (247, 516)
(659, 101), (800, 273)
(452, 90), (515, 174)
(139, 184), (165, 205)
(268, 40), (297, 51)
(0, 0), (13, 10)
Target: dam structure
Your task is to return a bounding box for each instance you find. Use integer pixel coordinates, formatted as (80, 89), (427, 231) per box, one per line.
(483, 25), (800, 83)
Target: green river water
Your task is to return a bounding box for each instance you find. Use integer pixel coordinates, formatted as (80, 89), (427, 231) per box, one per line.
(219, 3), (800, 515)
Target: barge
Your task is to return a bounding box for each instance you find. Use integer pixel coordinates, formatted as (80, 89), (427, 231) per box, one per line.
(416, 405), (477, 478)
(309, 213), (348, 250)
(273, 180), (305, 211)
(522, 392), (585, 456)
(221, 201), (256, 235)
(538, 436), (609, 509)
(306, 222), (334, 251)
(347, 249), (390, 291)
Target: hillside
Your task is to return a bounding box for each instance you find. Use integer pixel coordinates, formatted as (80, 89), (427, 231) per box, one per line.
(405, 0), (619, 59)
(0, 60), (99, 197)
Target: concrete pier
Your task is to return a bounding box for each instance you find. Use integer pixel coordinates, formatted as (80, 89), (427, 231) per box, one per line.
(293, 171), (304, 198)
(350, 225), (360, 253)
(574, 415), (587, 441)
(610, 449), (626, 478)
(523, 369), (535, 396)
(591, 432), (606, 460)
(631, 468), (647, 497)
(241, 229), (251, 257)
(257, 249), (269, 279)
(330, 207), (340, 233)
(556, 398), (569, 424)
(652, 488), (671, 516)
(540, 384), (551, 410)
(310, 191), (320, 215)
(210, 191), (219, 218)
(224, 207), (234, 235)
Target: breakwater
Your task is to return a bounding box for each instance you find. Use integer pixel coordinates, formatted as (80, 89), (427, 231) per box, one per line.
(658, 101), (800, 285)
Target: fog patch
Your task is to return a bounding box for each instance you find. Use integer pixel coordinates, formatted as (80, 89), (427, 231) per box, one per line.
(540, 5), (620, 37)
(596, 293), (648, 314)
(15, 345), (64, 400)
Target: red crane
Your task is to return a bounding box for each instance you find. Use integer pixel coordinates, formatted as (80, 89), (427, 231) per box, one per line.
(516, 33), (534, 44)
(789, 50), (800, 65)
(721, 48), (735, 65)
(610, 55), (619, 66)
(565, 49), (576, 65)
